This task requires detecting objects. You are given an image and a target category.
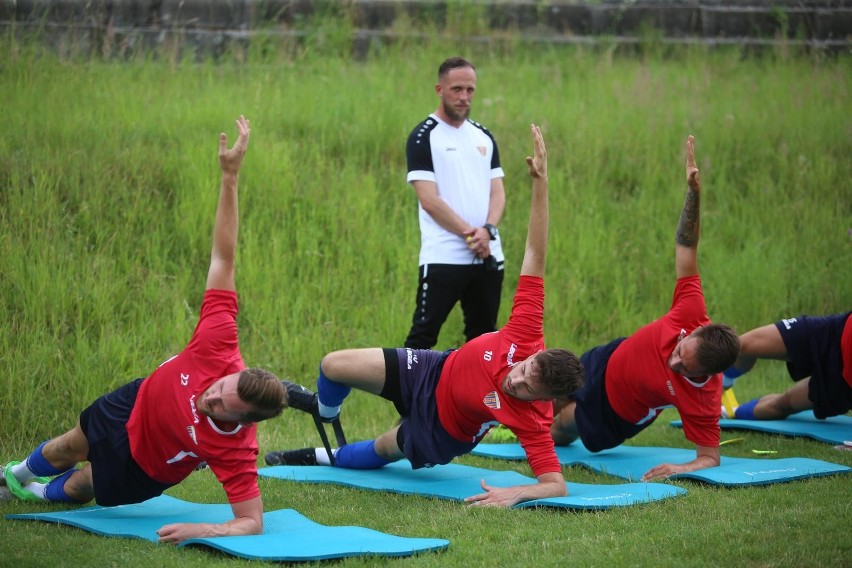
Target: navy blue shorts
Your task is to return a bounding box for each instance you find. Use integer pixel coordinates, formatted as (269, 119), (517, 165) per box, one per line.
(79, 378), (175, 506)
(574, 338), (649, 452)
(776, 312), (852, 419)
(382, 348), (476, 469)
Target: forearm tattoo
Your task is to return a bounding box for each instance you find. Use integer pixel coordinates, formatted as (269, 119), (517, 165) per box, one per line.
(675, 188), (700, 247)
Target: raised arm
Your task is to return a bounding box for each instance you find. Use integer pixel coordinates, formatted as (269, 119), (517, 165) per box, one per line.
(520, 124), (548, 278)
(207, 115), (251, 291)
(674, 135), (701, 279)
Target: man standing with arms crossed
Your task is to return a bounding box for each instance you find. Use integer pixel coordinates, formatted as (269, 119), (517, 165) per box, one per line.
(404, 56), (506, 349)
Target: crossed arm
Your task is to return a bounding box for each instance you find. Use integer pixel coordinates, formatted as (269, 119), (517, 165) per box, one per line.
(412, 176), (505, 259)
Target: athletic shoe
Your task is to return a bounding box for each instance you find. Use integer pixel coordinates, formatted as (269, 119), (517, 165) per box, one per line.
(265, 448), (317, 466)
(281, 380), (320, 416)
(485, 424), (517, 443)
(720, 405), (730, 419)
(1, 460), (48, 502)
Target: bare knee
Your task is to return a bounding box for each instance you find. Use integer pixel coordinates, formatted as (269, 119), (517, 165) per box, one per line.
(321, 351), (349, 377)
(62, 466), (95, 504)
(739, 324), (788, 361)
(374, 428), (404, 462)
(551, 404), (579, 447)
(320, 348), (387, 394)
(43, 424), (89, 468)
(552, 426), (578, 446)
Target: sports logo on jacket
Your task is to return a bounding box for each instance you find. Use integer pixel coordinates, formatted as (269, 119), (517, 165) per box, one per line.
(483, 391), (501, 410)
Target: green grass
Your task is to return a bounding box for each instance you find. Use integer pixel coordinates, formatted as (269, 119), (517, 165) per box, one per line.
(0, 29), (850, 568)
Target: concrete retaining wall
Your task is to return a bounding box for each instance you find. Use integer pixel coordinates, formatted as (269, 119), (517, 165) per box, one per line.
(2, 0), (849, 58)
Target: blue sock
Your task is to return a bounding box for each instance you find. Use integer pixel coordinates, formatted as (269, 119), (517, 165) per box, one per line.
(734, 398), (760, 420)
(26, 441), (68, 477)
(317, 366), (351, 408)
(722, 366), (744, 390)
(44, 469), (80, 503)
(723, 366), (744, 380)
(333, 440), (391, 470)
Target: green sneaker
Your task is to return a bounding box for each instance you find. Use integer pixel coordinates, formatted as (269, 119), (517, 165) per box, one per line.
(485, 425), (518, 443)
(2, 461), (49, 502)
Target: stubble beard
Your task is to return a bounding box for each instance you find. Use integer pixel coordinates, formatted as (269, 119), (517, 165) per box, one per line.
(443, 100), (470, 124)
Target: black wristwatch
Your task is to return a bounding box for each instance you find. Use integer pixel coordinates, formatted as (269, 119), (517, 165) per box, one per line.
(483, 223), (498, 241)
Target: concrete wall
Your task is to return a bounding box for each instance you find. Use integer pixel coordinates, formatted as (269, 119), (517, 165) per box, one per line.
(2, 0), (849, 58)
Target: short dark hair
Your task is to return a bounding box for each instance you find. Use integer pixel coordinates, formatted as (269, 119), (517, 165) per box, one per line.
(535, 348), (585, 400)
(438, 56), (475, 81)
(692, 324), (740, 375)
(237, 368), (287, 422)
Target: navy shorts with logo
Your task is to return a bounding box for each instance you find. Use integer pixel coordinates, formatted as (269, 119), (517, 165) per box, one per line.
(79, 378), (175, 506)
(381, 348), (476, 469)
(776, 312), (852, 419)
(574, 337), (650, 452)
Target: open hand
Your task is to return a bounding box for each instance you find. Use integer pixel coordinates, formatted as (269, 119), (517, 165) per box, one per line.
(525, 124), (547, 180)
(219, 115), (251, 176)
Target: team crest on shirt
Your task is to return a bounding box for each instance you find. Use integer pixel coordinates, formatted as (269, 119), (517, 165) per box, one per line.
(483, 391), (501, 410)
(476, 145), (486, 156)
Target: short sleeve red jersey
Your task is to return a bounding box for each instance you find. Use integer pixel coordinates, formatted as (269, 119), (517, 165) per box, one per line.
(436, 276), (560, 476)
(126, 289), (260, 503)
(605, 275), (722, 448)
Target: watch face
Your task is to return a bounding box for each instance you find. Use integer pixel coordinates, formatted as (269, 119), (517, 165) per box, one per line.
(486, 225), (498, 240)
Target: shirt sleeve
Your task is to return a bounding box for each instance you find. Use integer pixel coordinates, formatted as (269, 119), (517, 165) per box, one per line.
(668, 275), (708, 329)
(185, 289), (241, 365)
(519, 431), (562, 477)
(501, 276), (544, 345)
(406, 118), (436, 182)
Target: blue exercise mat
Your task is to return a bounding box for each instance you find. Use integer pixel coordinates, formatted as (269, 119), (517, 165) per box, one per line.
(671, 411), (852, 445)
(259, 461), (684, 509)
(5, 495), (448, 561)
(471, 443), (850, 486)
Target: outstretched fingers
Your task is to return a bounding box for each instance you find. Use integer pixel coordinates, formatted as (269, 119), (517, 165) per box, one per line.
(219, 115), (251, 175)
(235, 115), (251, 150)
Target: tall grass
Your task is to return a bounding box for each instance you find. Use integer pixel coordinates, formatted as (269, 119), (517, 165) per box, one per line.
(0, 29), (850, 568)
